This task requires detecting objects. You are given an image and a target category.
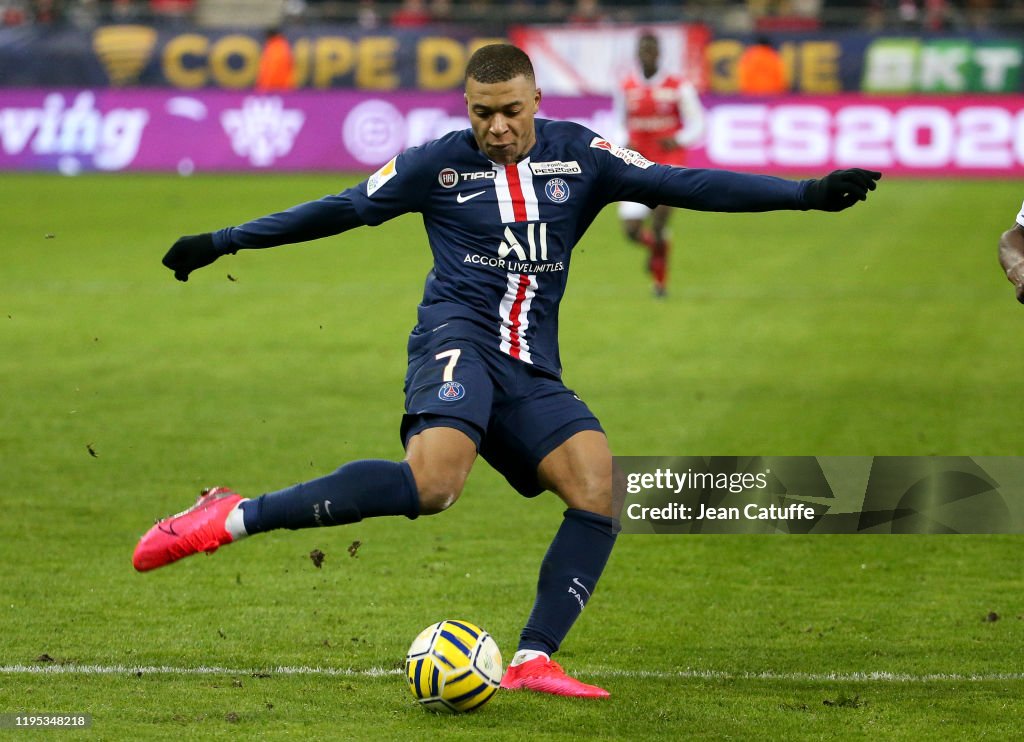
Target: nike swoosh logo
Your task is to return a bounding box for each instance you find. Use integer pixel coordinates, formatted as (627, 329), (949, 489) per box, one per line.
(457, 190), (486, 203)
(571, 578), (592, 600)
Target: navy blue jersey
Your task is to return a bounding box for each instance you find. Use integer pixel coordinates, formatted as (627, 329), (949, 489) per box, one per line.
(215, 118), (814, 377)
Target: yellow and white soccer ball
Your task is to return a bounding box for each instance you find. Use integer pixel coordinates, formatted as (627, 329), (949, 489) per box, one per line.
(405, 620), (503, 713)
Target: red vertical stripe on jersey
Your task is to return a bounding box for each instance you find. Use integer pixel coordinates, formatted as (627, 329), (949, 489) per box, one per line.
(506, 273), (531, 358)
(504, 163), (528, 222)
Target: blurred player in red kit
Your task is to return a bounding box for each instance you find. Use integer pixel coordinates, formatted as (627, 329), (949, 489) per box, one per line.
(617, 31), (706, 297)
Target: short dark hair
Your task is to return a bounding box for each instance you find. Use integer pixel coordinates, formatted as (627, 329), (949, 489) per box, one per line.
(465, 44), (535, 85)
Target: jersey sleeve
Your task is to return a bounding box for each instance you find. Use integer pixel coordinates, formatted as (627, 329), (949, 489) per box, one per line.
(211, 143), (436, 252)
(586, 134), (812, 212)
(213, 190), (367, 252)
(347, 143), (436, 226)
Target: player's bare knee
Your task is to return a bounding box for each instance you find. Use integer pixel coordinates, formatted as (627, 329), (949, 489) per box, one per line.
(417, 490), (461, 515)
(560, 473), (613, 516)
(414, 475), (465, 515)
(404, 429), (476, 515)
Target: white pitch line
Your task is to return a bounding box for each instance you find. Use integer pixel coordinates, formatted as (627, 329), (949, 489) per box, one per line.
(1, 665), (1022, 683)
(587, 667), (1024, 683)
(0, 665), (400, 678)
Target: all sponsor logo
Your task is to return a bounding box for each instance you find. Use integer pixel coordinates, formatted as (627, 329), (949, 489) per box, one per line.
(589, 137), (655, 169)
(545, 177), (570, 203)
(530, 160), (582, 175)
(438, 381), (466, 401)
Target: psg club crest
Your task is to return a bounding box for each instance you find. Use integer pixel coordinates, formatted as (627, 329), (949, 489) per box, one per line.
(438, 381), (465, 401)
(545, 178), (570, 203)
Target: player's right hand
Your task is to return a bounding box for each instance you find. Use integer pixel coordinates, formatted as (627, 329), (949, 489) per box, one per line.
(162, 233), (218, 282)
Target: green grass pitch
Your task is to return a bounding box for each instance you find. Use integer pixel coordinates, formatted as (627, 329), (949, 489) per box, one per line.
(1, 172), (1023, 740)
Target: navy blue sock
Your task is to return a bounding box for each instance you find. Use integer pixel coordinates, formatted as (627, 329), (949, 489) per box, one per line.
(517, 508), (618, 656)
(239, 460), (420, 534)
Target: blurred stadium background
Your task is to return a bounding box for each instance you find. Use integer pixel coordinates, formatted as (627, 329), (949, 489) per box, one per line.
(1, 0), (1023, 177)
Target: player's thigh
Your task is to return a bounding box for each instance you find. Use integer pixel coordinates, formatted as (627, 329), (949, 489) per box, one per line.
(404, 426), (479, 514)
(537, 430), (614, 517)
(480, 373), (603, 500)
(402, 340), (493, 444)
(401, 341), (493, 513)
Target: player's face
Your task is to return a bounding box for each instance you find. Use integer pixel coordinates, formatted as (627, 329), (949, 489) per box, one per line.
(638, 37), (659, 74)
(465, 74), (541, 165)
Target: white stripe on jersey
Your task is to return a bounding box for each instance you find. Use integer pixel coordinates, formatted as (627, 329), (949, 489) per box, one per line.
(493, 166), (515, 223)
(517, 160), (540, 221)
(493, 160), (540, 224)
(498, 272), (537, 364)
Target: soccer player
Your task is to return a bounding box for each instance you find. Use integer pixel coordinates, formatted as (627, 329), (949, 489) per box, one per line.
(616, 31), (706, 297)
(999, 200), (1024, 303)
(135, 43), (881, 699)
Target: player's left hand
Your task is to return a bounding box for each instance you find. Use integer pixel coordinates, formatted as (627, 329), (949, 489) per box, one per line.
(805, 169), (882, 212)
(658, 137), (680, 151)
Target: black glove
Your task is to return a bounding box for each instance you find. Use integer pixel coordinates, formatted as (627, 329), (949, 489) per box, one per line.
(805, 169), (882, 212)
(162, 233), (220, 282)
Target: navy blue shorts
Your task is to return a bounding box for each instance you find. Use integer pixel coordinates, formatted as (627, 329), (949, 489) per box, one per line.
(400, 327), (602, 498)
